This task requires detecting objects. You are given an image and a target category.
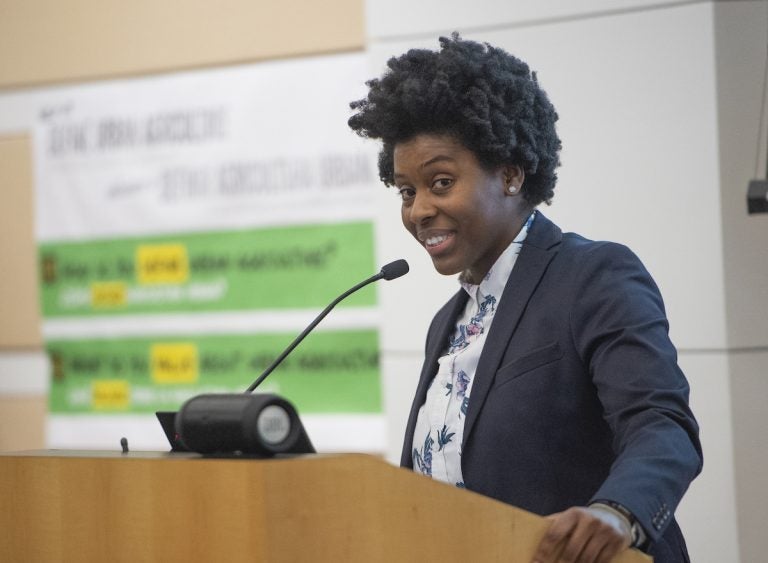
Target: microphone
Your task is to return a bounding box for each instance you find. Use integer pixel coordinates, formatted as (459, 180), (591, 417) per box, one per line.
(173, 259), (410, 456)
(380, 258), (409, 281)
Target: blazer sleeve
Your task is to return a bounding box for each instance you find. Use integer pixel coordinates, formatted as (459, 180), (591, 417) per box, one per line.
(569, 242), (703, 544)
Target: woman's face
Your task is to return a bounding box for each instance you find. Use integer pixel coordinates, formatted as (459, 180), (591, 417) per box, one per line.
(394, 134), (529, 284)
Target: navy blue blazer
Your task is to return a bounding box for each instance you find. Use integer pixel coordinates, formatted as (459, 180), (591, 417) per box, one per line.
(400, 213), (702, 561)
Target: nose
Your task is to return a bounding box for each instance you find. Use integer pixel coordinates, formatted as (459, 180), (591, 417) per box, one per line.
(406, 190), (436, 226)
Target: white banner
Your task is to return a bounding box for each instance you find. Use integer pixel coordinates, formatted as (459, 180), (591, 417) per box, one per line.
(34, 53), (376, 241)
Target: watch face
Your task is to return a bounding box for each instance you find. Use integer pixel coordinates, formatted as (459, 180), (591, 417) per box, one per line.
(630, 522), (648, 549)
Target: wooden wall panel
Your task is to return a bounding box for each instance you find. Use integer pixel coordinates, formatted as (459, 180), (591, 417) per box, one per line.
(0, 135), (41, 348)
(0, 0), (365, 88)
(0, 396), (46, 451)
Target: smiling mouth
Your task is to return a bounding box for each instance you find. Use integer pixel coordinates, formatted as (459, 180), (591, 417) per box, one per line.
(425, 234), (449, 247)
(418, 231), (455, 255)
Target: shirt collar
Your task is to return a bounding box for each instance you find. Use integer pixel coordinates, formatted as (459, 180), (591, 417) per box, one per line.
(459, 211), (536, 302)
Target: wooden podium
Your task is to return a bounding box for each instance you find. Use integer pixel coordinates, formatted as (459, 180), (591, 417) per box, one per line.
(0, 450), (650, 562)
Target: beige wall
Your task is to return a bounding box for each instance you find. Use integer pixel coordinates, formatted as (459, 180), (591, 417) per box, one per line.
(0, 0), (365, 451)
(0, 1), (364, 89)
(0, 136), (40, 348)
(0, 135), (46, 450)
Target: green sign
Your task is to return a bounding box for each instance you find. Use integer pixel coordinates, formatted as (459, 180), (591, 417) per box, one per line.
(48, 329), (381, 414)
(39, 221), (376, 316)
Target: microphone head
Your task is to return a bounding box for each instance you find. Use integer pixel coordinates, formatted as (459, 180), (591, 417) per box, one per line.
(380, 259), (409, 281)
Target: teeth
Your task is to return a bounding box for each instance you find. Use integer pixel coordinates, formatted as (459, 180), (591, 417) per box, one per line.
(426, 235), (447, 247)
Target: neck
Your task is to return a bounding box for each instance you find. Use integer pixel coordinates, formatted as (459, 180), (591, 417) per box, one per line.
(460, 207), (535, 285)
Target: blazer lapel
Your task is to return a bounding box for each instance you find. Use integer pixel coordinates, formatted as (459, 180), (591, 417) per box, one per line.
(461, 213), (562, 448)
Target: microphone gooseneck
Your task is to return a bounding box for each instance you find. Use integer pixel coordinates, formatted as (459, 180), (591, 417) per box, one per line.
(174, 259), (410, 455)
(245, 259), (409, 393)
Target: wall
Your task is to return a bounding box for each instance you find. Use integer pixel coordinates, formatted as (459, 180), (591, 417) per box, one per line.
(368, 1), (766, 562)
(0, 0), (365, 88)
(0, 135), (46, 450)
(713, 3), (768, 562)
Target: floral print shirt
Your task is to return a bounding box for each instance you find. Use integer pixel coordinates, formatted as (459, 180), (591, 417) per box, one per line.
(411, 212), (535, 487)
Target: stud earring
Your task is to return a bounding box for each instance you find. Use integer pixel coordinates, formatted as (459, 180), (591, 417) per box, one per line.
(507, 185), (517, 194)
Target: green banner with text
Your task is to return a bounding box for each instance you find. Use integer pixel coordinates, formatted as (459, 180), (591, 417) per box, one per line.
(48, 329), (381, 414)
(39, 221), (375, 317)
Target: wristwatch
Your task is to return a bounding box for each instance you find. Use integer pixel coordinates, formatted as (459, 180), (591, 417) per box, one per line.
(590, 500), (649, 550)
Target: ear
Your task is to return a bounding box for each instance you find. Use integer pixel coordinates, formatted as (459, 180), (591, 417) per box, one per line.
(502, 165), (525, 196)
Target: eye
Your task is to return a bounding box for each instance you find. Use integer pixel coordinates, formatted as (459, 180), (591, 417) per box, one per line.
(397, 185), (416, 202)
(432, 177), (453, 191)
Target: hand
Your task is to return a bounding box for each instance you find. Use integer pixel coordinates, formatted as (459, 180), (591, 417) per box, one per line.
(531, 506), (631, 563)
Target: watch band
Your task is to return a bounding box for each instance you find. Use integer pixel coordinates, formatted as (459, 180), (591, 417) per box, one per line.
(591, 500), (649, 550)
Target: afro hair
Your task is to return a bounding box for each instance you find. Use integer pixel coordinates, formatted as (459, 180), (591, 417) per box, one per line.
(348, 33), (562, 206)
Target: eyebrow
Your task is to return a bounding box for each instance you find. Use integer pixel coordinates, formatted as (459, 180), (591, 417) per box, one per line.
(394, 154), (457, 180)
(421, 154), (457, 169)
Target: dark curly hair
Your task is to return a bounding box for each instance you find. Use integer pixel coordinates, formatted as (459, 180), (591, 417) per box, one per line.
(348, 34), (561, 206)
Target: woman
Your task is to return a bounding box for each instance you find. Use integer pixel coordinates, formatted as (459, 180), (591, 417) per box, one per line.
(349, 34), (702, 562)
